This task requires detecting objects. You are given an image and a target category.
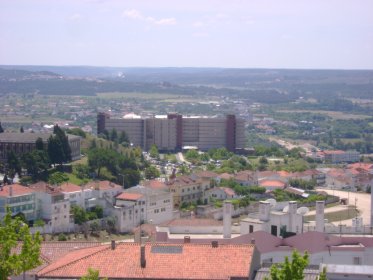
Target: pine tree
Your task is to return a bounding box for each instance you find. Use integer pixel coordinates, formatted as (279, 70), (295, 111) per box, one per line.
(35, 137), (44, 150)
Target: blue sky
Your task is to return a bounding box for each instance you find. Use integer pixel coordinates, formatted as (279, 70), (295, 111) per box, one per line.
(1, 0), (372, 69)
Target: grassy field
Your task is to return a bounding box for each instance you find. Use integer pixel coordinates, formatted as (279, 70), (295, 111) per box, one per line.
(304, 206), (358, 223)
(277, 110), (371, 120)
(96, 92), (190, 100)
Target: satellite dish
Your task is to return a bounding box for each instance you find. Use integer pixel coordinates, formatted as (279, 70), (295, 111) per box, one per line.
(297, 207), (310, 216)
(283, 205), (289, 213)
(265, 199), (277, 208)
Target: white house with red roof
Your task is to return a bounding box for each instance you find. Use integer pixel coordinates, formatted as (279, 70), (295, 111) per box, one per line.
(109, 185), (173, 232)
(0, 184), (36, 221)
(29, 182), (72, 233)
(203, 187), (238, 203)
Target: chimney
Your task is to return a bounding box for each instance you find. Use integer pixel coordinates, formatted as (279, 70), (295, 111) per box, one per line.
(315, 201), (325, 232)
(223, 201), (232, 238)
(184, 236), (191, 244)
(140, 244), (146, 268)
(111, 240), (116, 250)
(288, 201), (297, 233)
(250, 238), (255, 245)
(211, 241), (218, 248)
(259, 201), (270, 222)
(9, 185), (13, 197)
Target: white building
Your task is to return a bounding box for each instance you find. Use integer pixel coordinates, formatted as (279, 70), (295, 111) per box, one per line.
(29, 182), (72, 233)
(110, 185), (173, 233)
(59, 182), (90, 208)
(240, 201), (303, 237)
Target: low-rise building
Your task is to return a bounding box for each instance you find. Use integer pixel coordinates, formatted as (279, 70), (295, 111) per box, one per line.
(166, 175), (210, 207)
(203, 187), (238, 203)
(323, 150), (360, 164)
(29, 182), (72, 233)
(0, 132), (81, 162)
(0, 184), (36, 221)
(112, 185), (173, 232)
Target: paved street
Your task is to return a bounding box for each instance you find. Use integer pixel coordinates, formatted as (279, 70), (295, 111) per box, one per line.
(316, 188), (372, 226)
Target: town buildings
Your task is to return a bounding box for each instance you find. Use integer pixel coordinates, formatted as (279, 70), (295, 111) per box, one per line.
(323, 150), (360, 164)
(0, 132), (81, 162)
(97, 113), (245, 152)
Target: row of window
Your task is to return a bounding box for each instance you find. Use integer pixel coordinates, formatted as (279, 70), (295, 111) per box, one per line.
(11, 203), (33, 212)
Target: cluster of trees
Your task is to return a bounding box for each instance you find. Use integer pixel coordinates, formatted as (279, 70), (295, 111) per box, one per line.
(5, 125), (72, 181)
(220, 178), (266, 196)
(71, 205), (104, 225)
(288, 178), (317, 190)
(99, 128), (130, 147)
(87, 147), (143, 188)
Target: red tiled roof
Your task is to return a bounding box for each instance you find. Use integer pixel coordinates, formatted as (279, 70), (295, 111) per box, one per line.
(218, 173), (234, 180)
(29, 181), (63, 196)
(220, 187), (236, 197)
(116, 192), (144, 201)
(142, 179), (167, 190)
(195, 170), (218, 178)
(37, 242), (255, 280)
(0, 184), (34, 197)
(259, 180), (285, 188)
(85, 180), (122, 191)
(59, 182), (82, 193)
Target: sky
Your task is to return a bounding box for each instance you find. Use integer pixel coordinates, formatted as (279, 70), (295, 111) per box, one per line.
(0, 0), (373, 69)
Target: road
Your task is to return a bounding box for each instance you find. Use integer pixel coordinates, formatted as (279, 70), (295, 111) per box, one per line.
(316, 188), (372, 226)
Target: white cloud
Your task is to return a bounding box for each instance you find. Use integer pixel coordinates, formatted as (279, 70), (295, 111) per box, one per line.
(122, 9), (143, 20)
(69, 13), (82, 21)
(193, 21), (205, 28)
(122, 9), (176, 26)
(154, 18), (176, 25)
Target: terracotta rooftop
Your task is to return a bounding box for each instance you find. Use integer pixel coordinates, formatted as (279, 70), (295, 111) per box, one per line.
(85, 180), (122, 191)
(166, 175), (202, 187)
(0, 184), (34, 197)
(37, 242), (255, 280)
(259, 180), (285, 188)
(59, 182), (82, 193)
(142, 179), (168, 190)
(116, 192), (144, 201)
(218, 173), (234, 180)
(220, 187), (236, 197)
(29, 181), (63, 196)
(195, 170), (218, 178)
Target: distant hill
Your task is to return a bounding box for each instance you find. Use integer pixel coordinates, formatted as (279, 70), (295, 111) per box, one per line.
(0, 65), (373, 101)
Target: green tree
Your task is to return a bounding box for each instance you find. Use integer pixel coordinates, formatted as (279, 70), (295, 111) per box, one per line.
(149, 144), (159, 159)
(35, 137), (44, 150)
(265, 250), (309, 280)
(7, 150), (22, 177)
(318, 267), (328, 280)
(118, 131), (129, 146)
(80, 267), (108, 280)
(21, 150), (50, 179)
(48, 171), (69, 185)
(0, 208), (42, 280)
(54, 125), (72, 162)
(71, 205), (88, 225)
(120, 168), (140, 188)
(88, 148), (112, 177)
(47, 135), (64, 166)
(110, 129), (118, 142)
(144, 165), (160, 179)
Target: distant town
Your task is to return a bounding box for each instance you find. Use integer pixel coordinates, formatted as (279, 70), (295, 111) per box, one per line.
(1, 66), (373, 280)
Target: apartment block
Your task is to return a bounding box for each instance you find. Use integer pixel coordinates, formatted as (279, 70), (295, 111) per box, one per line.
(97, 113), (245, 152)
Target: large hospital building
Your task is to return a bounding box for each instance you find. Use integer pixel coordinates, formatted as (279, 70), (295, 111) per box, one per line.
(97, 113), (245, 152)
